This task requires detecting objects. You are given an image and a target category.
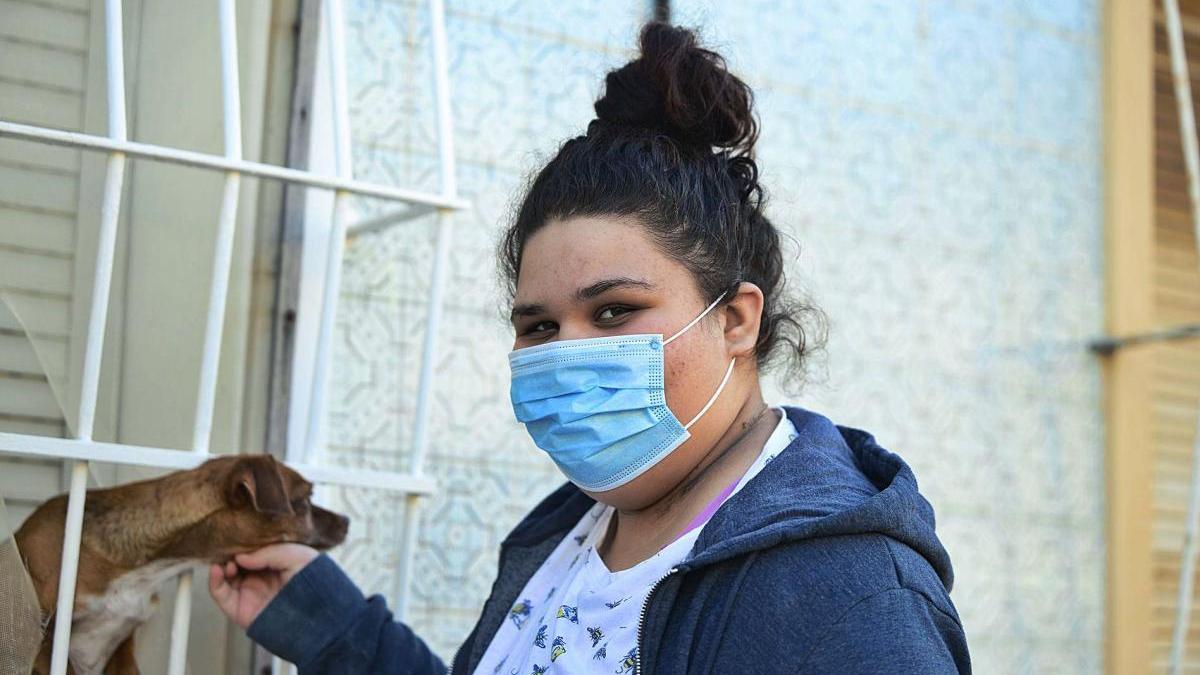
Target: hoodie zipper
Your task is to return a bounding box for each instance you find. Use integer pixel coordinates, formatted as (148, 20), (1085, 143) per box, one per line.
(635, 565), (679, 675)
(446, 640), (461, 675)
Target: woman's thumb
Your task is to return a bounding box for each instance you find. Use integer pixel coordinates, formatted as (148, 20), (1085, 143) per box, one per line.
(234, 543), (301, 571)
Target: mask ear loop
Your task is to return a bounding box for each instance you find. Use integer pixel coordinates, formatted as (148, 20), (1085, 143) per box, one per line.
(659, 287), (739, 430)
(683, 357), (736, 430)
(663, 290), (730, 346)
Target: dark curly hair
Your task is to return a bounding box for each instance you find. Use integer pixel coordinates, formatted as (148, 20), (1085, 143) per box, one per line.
(497, 21), (827, 389)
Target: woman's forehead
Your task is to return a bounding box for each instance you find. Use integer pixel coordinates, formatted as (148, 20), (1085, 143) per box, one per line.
(518, 216), (677, 284)
(526, 215), (650, 255)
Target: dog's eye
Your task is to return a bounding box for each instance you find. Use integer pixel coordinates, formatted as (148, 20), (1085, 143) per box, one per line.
(291, 497), (310, 511)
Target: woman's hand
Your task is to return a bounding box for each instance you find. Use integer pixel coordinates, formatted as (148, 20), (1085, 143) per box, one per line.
(207, 543), (320, 630)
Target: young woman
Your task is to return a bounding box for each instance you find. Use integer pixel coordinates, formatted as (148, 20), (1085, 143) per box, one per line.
(210, 21), (971, 674)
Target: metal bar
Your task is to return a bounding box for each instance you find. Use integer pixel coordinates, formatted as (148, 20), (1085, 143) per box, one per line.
(1164, 1), (1200, 250)
(304, 0), (353, 465)
(345, 202), (436, 236)
(429, 0), (457, 204)
(0, 434), (438, 494)
(72, 154), (126, 440)
(1089, 323), (1200, 354)
(1163, 0), (1200, 673)
(266, 0), (322, 479)
(76, 9), (128, 445)
(395, 0), (459, 620)
(168, 1), (247, 671)
(191, 0), (245, 455)
(0, 120), (471, 210)
(1177, 412), (1200, 674)
(166, 571), (193, 675)
(49, 0), (129, 671)
(301, 193), (347, 465)
(294, 463), (439, 494)
(49, 462), (88, 675)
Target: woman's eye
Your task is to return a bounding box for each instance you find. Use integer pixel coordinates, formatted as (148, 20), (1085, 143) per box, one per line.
(525, 321), (555, 335)
(597, 306), (631, 321)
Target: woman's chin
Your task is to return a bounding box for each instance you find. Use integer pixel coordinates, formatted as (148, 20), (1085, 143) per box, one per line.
(579, 458), (688, 511)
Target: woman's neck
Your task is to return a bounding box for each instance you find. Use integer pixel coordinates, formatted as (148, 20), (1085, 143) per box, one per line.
(597, 389), (778, 572)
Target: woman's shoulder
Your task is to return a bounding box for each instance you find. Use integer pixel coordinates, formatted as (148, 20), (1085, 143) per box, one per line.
(682, 532), (969, 673)
(736, 530), (959, 623)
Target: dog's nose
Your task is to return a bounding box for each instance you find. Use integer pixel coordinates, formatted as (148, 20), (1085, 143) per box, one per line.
(330, 515), (349, 544)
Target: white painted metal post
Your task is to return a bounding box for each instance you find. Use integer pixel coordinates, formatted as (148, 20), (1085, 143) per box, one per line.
(166, 579), (193, 675)
(48, 0), (128, 672)
(192, 0), (244, 455)
(282, 6), (356, 671)
(1162, 0), (1200, 249)
(166, 1), (246, 672)
(1164, 1), (1200, 673)
(0, 432), (434, 493)
(394, 0), (458, 620)
(0, 120), (467, 209)
(305, 0), (354, 466)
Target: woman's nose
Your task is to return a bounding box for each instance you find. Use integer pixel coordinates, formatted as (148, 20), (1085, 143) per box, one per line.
(554, 322), (603, 342)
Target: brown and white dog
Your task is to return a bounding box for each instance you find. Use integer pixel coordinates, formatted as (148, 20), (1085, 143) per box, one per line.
(13, 454), (349, 675)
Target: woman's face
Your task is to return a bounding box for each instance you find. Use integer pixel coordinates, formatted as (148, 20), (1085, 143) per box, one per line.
(510, 215), (746, 508)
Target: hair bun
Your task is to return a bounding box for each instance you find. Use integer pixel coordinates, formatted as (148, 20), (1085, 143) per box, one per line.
(593, 22), (758, 157)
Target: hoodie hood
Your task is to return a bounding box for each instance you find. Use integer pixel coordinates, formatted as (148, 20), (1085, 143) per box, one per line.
(500, 404), (954, 592)
(684, 405), (954, 591)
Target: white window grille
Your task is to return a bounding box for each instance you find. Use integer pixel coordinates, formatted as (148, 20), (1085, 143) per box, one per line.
(0, 0), (464, 673)
(1163, 1), (1200, 673)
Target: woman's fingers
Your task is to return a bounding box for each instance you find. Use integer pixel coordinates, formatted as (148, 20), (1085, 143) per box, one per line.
(208, 545), (319, 630)
(207, 564), (223, 593)
(233, 543), (319, 584)
(207, 564), (236, 613)
(234, 542), (311, 571)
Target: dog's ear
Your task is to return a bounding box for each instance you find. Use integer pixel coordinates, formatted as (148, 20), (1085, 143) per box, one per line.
(226, 455), (294, 516)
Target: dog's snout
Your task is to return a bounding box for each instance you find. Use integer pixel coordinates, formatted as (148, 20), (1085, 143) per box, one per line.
(327, 512), (349, 540)
(306, 506), (350, 550)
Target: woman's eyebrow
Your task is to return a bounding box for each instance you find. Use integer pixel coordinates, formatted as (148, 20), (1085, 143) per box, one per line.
(510, 303), (546, 323)
(573, 276), (656, 301)
(509, 277), (656, 325)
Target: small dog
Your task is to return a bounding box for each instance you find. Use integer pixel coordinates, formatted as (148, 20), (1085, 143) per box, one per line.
(14, 454), (349, 675)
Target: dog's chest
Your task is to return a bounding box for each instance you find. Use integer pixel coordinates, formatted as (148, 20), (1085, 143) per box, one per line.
(69, 559), (194, 675)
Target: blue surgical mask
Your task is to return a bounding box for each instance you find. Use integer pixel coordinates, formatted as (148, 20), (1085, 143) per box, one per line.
(508, 291), (736, 492)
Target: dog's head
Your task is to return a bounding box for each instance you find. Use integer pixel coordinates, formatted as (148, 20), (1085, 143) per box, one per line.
(194, 455), (349, 555)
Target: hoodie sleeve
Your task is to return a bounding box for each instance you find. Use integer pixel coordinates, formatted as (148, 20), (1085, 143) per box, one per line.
(246, 553), (448, 675)
(796, 587), (971, 674)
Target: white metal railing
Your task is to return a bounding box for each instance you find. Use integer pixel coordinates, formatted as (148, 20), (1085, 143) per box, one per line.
(1163, 0), (1200, 673)
(0, 0), (463, 673)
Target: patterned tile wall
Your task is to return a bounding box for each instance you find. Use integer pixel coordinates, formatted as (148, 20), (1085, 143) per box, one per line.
(324, 1), (1105, 672)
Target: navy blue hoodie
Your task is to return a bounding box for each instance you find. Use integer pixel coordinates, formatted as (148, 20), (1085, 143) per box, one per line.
(248, 404), (971, 674)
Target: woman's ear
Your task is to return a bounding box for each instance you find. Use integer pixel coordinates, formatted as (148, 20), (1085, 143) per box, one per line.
(722, 282), (764, 359)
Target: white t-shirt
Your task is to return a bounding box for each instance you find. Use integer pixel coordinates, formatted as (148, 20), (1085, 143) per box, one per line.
(473, 406), (798, 675)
